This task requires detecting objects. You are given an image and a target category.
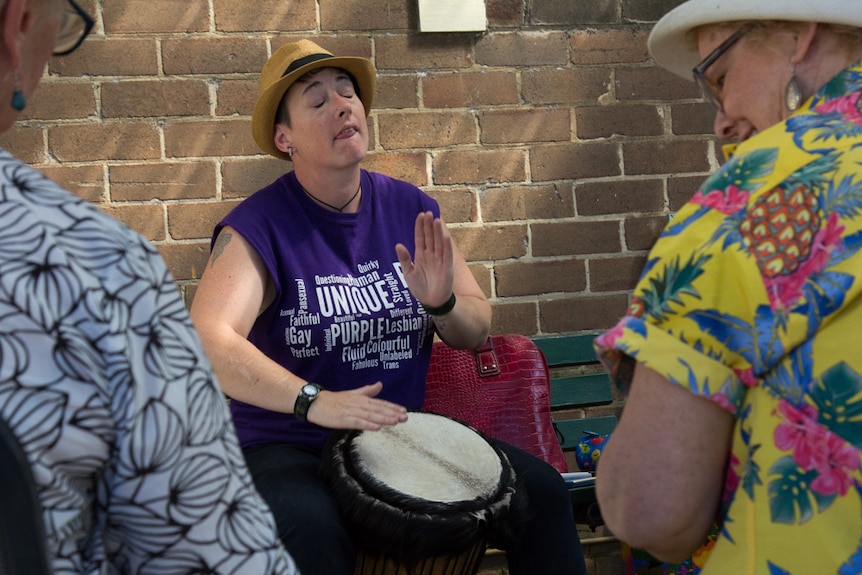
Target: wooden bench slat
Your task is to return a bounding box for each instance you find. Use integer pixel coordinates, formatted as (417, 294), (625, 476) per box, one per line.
(550, 374), (614, 408)
(554, 416), (618, 450)
(533, 334), (598, 367)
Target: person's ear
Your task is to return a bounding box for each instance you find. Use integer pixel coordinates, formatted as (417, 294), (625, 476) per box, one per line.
(1, 0), (29, 69)
(792, 22), (818, 65)
(273, 124), (293, 155)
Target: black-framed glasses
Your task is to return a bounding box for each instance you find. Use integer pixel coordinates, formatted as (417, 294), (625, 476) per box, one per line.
(692, 27), (749, 112)
(53, 0), (94, 56)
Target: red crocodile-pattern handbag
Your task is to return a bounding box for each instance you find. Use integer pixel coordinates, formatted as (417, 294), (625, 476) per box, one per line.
(423, 334), (568, 473)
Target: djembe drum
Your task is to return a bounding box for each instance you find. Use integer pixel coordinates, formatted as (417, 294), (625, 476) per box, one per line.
(322, 412), (522, 575)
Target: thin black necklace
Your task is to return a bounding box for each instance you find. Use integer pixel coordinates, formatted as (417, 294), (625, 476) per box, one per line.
(300, 181), (361, 212)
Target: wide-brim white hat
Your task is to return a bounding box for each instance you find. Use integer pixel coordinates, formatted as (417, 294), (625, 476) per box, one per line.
(648, 0), (862, 80)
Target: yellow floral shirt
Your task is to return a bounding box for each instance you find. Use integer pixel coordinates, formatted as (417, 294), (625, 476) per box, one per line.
(597, 61), (862, 575)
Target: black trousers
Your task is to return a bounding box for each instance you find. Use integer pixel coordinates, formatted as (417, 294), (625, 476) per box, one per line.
(244, 437), (587, 575)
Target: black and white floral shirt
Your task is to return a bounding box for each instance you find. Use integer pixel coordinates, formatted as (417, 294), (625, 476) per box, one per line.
(0, 150), (298, 574)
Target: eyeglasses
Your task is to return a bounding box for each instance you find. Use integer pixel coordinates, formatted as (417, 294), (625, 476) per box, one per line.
(53, 0), (94, 56)
(692, 27), (749, 112)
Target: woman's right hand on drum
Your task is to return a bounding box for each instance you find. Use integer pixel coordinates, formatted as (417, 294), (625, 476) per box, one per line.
(309, 382), (409, 431)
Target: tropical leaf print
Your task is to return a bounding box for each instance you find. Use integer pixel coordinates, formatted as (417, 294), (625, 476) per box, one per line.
(768, 561), (792, 575)
(768, 456), (835, 525)
(639, 252), (711, 323)
(167, 454), (231, 525)
(705, 148), (779, 196)
(795, 269), (854, 338)
(741, 443), (763, 500)
(810, 362), (862, 449)
(823, 173), (862, 219)
(686, 304), (785, 375)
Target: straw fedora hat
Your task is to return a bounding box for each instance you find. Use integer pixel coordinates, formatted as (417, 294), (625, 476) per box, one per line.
(252, 39), (376, 160)
(649, 0), (862, 80)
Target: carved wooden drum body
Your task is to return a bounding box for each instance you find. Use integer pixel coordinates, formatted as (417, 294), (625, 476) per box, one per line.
(322, 412), (521, 575)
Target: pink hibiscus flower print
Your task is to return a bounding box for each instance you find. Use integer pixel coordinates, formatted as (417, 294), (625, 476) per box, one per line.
(774, 399), (826, 470)
(810, 433), (860, 497)
(692, 184), (750, 215)
(815, 92), (862, 126)
(733, 367), (758, 388)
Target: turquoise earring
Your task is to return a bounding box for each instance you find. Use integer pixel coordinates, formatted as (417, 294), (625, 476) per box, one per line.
(11, 69), (25, 112)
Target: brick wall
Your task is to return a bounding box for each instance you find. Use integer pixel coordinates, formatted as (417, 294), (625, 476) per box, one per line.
(2, 0), (719, 337)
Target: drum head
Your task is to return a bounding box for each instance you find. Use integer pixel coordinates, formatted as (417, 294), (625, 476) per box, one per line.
(353, 412), (502, 503)
(322, 412), (521, 563)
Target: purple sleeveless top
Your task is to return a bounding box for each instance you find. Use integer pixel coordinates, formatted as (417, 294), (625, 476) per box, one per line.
(216, 170), (439, 449)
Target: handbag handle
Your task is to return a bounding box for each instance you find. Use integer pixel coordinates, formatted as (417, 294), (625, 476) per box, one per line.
(474, 337), (501, 378)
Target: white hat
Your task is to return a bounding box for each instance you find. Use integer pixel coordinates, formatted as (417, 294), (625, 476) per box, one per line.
(648, 0), (862, 80)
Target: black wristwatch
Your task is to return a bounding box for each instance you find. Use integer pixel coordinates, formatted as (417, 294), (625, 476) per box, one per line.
(294, 383), (322, 421)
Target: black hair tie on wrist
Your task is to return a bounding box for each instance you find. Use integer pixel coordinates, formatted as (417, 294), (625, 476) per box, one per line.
(421, 292), (456, 316)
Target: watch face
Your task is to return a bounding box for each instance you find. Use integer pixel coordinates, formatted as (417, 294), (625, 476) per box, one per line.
(302, 384), (319, 398)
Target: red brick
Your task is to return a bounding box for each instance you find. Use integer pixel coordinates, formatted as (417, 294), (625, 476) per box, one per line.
(668, 175), (705, 211)
(38, 165), (104, 203)
(522, 68), (611, 105)
(214, 0), (317, 32)
(164, 119), (258, 159)
(157, 242), (212, 282)
(539, 294), (629, 333)
(104, 0), (208, 33)
(162, 38), (268, 75)
(480, 108), (571, 144)
(102, 80), (210, 118)
(110, 162), (217, 202)
(475, 31), (568, 66)
(362, 152), (428, 187)
(375, 74), (420, 110)
(50, 123), (160, 162)
(625, 215), (668, 251)
(672, 102), (716, 136)
(49, 39), (159, 77)
(623, 140), (711, 176)
(589, 255), (648, 292)
(216, 79), (258, 117)
(378, 112), (476, 150)
(100, 204), (165, 242)
(575, 179), (664, 216)
(169, 201), (241, 240)
(490, 301), (539, 335)
(24, 82), (95, 121)
(532, 220), (621, 257)
(487, 0), (525, 27)
(575, 104), (664, 139)
(222, 158), (290, 199)
(481, 184), (574, 222)
(422, 71), (518, 108)
(531, 142), (620, 182)
(495, 259), (587, 297)
(569, 29), (650, 65)
(0, 126), (46, 164)
(433, 150), (525, 185)
(468, 263), (492, 298)
(615, 66), (700, 101)
(376, 35), (471, 70)
(450, 224), (528, 261)
(531, 0), (617, 25)
(320, 0), (414, 31)
(425, 188), (477, 224)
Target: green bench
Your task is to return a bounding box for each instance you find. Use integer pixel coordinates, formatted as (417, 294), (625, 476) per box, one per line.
(532, 333), (618, 530)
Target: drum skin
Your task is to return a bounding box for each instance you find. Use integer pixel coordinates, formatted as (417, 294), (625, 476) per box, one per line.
(321, 412), (524, 572)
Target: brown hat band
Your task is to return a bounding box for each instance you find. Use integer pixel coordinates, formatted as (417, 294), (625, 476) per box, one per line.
(283, 53), (333, 77)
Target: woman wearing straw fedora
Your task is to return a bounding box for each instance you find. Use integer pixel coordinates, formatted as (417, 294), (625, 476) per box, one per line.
(594, 0), (862, 573)
(190, 40), (586, 575)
